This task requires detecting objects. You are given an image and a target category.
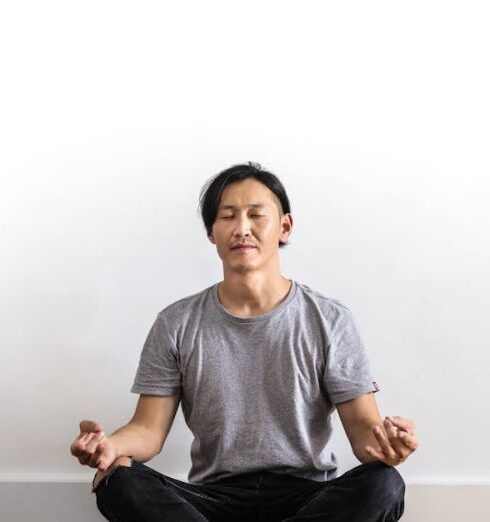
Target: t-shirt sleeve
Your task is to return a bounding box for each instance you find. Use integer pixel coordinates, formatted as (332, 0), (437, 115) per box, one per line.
(130, 311), (183, 396)
(323, 305), (380, 405)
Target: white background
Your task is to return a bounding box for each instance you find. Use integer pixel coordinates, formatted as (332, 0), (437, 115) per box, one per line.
(1, 1), (489, 484)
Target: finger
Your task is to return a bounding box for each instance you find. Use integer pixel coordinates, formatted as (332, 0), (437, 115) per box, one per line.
(72, 431), (97, 456)
(77, 433), (98, 464)
(394, 445), (412, 461)
(82, 432), (98, 449)
(396, 430), (419, 451)
(386, 416), (411, 432)
(365, 445), (388, 464)
(373, 426), (399, 461)
(89, 438), (108, 468)
(368, 437), (407, 466)
(76, 432), (101, 464)
(94, 440), (113, 471)
(370, 447), (405, 466)
(86, 431), (105, 455)
(79, 420), (103, 435)
(70, 441), (84, 457)
(387, 416), (415, 433)
(79, 432), (94, 446)
(70, 432), (96, 457)
(88, 446), (101, 468)
(384, 418), (400, 437)
(384, 420), (418, 461)
(94, 447), (108, 470)
(95, 442), (112, 471)
(383, 419), (407, 458)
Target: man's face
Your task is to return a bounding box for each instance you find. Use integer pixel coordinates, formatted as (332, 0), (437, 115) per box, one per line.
(208, 178), (292, 273)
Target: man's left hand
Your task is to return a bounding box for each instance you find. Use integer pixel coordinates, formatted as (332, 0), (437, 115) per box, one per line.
(365, 416), (418, 466)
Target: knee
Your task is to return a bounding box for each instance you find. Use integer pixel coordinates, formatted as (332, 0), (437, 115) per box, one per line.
(363, 461), (406, 508)
(93, 456), (132, 491)
(101, 455), (132, 478)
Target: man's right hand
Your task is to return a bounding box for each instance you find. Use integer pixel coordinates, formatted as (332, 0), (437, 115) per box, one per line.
(70, 420), (117, 472)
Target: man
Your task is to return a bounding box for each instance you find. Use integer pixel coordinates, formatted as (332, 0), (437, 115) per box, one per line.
(70, 162), (417, 521)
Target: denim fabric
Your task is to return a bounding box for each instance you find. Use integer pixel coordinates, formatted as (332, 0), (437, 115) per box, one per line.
(93, 458), (405, 522)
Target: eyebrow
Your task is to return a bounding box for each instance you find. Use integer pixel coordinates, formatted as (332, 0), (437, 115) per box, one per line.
(217, 204), (266, 210)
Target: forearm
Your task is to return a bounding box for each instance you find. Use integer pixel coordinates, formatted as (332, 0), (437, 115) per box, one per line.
(109, 422), (161, 463)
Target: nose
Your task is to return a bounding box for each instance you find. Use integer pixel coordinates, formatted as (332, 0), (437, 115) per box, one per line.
(232, 214), (252, 238)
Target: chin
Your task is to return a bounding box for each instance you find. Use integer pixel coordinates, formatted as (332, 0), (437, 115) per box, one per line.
(227, 260), (256, 272)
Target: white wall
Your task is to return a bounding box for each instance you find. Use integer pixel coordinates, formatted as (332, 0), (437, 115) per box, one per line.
(1, 0), (489, 490)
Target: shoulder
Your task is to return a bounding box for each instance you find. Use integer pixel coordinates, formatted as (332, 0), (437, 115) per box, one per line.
(294, 281), (355, 325)
(155, 283), (214, 326)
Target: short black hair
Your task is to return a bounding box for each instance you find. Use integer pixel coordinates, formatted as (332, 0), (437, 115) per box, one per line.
(198, 161), (292, 248)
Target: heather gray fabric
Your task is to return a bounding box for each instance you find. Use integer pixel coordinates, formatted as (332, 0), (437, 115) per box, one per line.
(131, 279), (380, 484)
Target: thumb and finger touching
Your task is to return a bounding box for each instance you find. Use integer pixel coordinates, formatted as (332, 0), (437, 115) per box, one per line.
(384, 418), (415, 459)
(71, 429), (108, 467)
(71, 420), (104, 456)
(70, 432), (97, 457)
(366, 418), (417, 464)
(89, 436), (108, 469)
(79, 420), (103, 436)
(387, 416), (415, 434)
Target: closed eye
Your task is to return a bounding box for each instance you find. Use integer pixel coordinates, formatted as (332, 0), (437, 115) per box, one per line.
(220, 215), (264, 219)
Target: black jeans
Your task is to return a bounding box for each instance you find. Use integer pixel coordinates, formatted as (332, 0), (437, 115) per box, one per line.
(93, 458), (405, 522)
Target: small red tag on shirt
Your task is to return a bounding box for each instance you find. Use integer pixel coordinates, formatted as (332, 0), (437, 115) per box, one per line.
(372, 381), (380, 392)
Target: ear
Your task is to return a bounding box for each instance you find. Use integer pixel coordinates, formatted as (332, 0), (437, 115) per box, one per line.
(208, 232), (216, 244)
(279, 213), (293, 242)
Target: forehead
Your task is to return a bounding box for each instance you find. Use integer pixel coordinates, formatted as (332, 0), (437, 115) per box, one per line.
(218, 179), (277, 210)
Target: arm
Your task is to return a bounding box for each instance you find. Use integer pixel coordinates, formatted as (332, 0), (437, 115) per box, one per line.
(336, 392), (418, 466)
(109, 393), (182, 463)
(71, 393), (181, 475)
(336, 392), (384, 464)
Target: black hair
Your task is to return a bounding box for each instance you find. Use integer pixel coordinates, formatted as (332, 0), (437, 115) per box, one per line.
(198, 161), (292, 248)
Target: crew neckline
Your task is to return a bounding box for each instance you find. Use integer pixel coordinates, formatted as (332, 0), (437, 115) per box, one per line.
(211, 279), (297, 324)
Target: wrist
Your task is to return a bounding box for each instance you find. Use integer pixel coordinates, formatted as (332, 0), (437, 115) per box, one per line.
(107, 434), (124, 459)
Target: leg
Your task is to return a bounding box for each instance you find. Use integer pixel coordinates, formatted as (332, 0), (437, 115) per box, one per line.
(93, 457), (210, 521)
(282, 461), (405, 522)
(92, 456), (132, 491)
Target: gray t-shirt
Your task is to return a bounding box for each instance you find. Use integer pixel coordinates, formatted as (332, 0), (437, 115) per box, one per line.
(131, 279), (379, 484)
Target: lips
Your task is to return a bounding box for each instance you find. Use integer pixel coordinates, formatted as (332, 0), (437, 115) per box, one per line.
(232, 244), (256, 249)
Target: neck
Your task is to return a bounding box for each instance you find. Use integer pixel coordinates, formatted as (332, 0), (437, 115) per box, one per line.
(217, 273), (292, 317)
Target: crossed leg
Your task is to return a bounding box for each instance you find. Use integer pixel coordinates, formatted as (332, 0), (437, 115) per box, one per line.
(92, 456), (132, 491)
(283, 461), (405, 522)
